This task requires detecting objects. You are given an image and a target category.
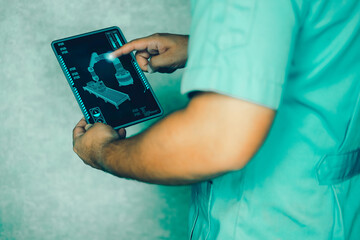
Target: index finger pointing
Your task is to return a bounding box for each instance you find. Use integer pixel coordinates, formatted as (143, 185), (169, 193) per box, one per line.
(111, 38), (151, 58)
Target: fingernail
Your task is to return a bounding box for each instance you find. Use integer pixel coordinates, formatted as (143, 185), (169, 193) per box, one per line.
(85, 124), (93, 131)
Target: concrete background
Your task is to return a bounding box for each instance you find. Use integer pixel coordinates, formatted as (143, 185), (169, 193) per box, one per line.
(0, 0), (191, 239)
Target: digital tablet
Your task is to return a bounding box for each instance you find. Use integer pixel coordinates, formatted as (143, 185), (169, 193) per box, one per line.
(51, 26), (163, 129)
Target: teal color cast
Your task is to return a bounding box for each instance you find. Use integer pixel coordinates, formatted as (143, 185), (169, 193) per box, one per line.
(181, 0), (360, 239)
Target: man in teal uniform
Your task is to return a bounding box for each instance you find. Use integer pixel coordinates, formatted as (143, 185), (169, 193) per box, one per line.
(72, 0), (360, 239)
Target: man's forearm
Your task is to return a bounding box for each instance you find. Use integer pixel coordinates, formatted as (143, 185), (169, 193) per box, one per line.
(100, 110), (225, 185)
(99, 93), (275, 185)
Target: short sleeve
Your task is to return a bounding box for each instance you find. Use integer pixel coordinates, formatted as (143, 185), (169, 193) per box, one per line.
(181, 0), (299, 109)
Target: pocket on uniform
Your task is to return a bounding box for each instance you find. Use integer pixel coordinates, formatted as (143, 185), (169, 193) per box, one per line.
(316, 93), (360, 185)
(316, 148), (360, 185)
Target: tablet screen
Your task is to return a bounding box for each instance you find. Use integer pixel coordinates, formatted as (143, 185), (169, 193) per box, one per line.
(51, 26), (163, 129)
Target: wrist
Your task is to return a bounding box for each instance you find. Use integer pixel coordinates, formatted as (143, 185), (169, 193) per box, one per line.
(96, 139), (135, 179)
(97, 141), (117, 173)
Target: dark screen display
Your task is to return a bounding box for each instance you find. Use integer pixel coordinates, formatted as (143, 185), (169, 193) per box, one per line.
(51, 26), (162, 129)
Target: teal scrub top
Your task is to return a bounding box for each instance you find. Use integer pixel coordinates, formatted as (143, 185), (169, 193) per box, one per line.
(181, 0), (360, 239)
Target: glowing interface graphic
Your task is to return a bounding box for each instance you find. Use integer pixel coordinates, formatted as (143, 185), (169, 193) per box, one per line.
(83, 51), (132, 109)
(52, 27), (162, 129)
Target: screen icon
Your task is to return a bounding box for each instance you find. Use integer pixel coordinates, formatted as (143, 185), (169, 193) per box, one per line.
(89, 107), (106, 123)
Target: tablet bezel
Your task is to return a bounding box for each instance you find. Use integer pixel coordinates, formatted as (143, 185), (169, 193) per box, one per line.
(51, 26), (163, 130)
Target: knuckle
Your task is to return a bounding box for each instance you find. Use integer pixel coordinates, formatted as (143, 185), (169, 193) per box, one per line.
(151, 33), (161, 38)
(149, 60), (159, 68)
(92, 122), (102, 127)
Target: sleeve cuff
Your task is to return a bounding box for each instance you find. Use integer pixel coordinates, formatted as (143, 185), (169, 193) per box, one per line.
(181, 67), (284, 110)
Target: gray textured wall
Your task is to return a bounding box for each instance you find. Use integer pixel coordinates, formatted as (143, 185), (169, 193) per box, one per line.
(0, 0), (191, 239)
